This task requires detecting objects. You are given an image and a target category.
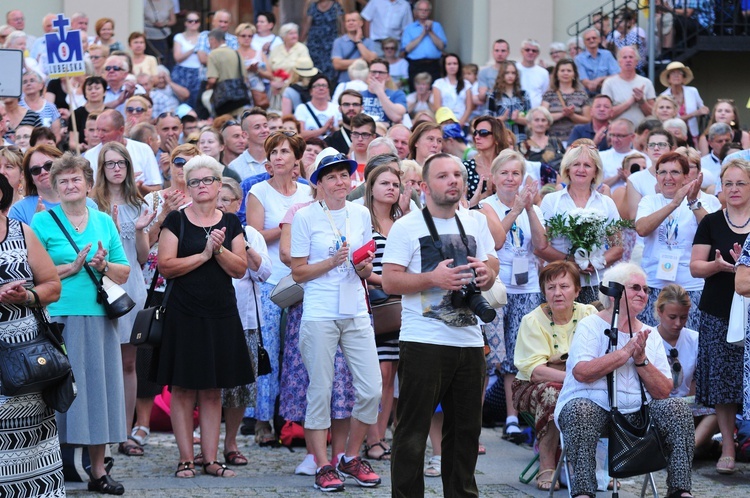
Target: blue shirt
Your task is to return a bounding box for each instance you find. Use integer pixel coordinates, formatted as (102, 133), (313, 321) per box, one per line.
(674, 0), (715, 28)
(566, 122), (610, 151)
(723, 149), (750, 165)
(575, 49), (620, 94)
(401, 21), (447, 60)
(331, 35), (378, 83)
(361, 89), (407, 125)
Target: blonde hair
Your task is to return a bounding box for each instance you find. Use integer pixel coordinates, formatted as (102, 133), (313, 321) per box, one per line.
(491, 149), (526, 177)
(654, 283), (691, 320)
(560, 144), (604, 186)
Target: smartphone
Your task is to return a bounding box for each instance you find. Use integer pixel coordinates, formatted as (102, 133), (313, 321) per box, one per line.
(352, 240), (376, 265)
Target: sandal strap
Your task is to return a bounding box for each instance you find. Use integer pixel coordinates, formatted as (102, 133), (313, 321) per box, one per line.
(204, 460), (230, 476)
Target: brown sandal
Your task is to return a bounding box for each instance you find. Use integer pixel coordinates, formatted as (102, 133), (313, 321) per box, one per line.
(536, 469), (560, 491)
(224, 450), (248, 466)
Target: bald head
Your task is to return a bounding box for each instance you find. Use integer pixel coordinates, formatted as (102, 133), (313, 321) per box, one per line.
(6, 10), (24, 30)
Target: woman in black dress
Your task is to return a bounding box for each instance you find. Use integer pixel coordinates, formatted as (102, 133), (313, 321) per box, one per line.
(157, 155), (253, 478)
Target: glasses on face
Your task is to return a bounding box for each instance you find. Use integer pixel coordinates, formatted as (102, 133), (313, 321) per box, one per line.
(383, 46), (396, 51)
(626, 283), (649, 294)
(340, 102), (361, 109)
(104, 65), (125, 72)
(523, 47), (539, 53)
(186, 18), (200, 24)
(656, 169), (682, 177)
(126, 106), (146, 114)
(647, 142), (670, 150)
(103, 159), (128, 169)
(723, 181), (749, 189)
(473, 129), (492, 138)
(351, 131), (373, 140)
(311, 83), (329, 89)
(370, 70), (388, 76)
(172, 157), (188, 167)
(30, 160), (53, 176)
(187, 176), (220, 188)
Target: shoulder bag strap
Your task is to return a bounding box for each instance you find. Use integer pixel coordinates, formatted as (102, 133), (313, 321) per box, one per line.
(556, 90), (567, 108)
(250, 281), (264, 347)
(304, 102), (324, 129)
(48, 210), (106, 297)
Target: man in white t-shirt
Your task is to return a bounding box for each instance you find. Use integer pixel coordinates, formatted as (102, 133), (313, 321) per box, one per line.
(84, 110), (162, 193)
(700, 122), (733, 182)
(599, 118), (650, 191)
(382, 153), (498, 498)
(601, 46), (655, 127)
(516, 39), (550, 109)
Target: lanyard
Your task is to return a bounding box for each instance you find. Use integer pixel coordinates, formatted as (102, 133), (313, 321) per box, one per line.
(663, 197), (681, 248)
(504, 207), (525, 252)
(342, 128), (352, 149)
(320, 200), (349, 249)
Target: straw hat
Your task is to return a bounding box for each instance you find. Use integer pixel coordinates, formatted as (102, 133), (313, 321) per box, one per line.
(294, 57), (318, 78)
(659, 61), (694, 87)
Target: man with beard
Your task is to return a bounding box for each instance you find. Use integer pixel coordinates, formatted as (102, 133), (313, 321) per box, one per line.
(326, 90), (363, 154)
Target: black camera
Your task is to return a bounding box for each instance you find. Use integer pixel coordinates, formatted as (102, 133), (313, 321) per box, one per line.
(630, 163), (641, 174)
(451, 272), (497, 323)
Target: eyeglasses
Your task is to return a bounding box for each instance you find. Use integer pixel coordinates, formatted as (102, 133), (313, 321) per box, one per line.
(104, 65), (125, 72)
(30, 160), (53, 176)
(523, 47), (539, 53)
(311, 83), (329, 89)
(369, 70), (388, 76)
(187, 176), (220, 188)
(186, 18), (200, 24)
(473, 129), (492, 138)
(340, 102), (361, 108)
(723, 181), (749, 189)
(626, 283), (649, 294)
(126, 106), (146, 114)
(656, 169), (683, 177)
(103, 159), (128, 169)
(172, 157), (188, 167)
(647, 142), (670, 149)
(351, 131), (373, 140)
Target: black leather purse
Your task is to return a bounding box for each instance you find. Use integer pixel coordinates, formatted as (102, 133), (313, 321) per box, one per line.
(607, 368), (668, 478)
(251, 283), (272, 376)
(211, 51), (251, 116)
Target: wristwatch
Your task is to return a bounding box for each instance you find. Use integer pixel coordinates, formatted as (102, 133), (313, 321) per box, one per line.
(634, 359), (649, 367)
(102, 263), (110, 274)
(213, 246), (224, 256)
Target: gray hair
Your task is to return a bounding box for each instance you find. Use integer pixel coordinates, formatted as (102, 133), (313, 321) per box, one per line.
(663, 118), (687, 135)
(708, 122), (733, 140)
(528, 106), (553, 127)
(155, 65), (171, 77)
(599, 262), (647, 309)
(279, 23), (299, 39)
(208, 29), (225, 42)
(582, 27), (600, 39)
(549, 41), (566, 53)
(521, 39), (541, 50)
(367, 137), (398, 158)
(618, 45), (641, 63)
(567, 36), (583, 49)
(4, 30), (25, 49)
(184, 155), (223, 180)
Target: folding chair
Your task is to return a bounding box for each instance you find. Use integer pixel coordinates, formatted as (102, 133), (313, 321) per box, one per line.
(518, 412), (540, 484)
(547, 435), (659, 498)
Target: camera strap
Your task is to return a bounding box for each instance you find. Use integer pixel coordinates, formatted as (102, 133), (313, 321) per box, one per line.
(421, 206), (470, 260)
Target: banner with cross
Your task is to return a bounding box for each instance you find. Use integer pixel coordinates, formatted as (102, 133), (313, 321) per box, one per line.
(45, 14), (85, 79)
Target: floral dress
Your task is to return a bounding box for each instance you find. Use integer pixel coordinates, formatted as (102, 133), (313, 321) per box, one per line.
(306, 1), (344, 82)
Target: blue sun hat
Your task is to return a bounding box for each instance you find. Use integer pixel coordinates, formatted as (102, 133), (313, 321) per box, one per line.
(309, 147), (358, 185)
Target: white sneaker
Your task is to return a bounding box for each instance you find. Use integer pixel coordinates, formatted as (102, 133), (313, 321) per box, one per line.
(295, 453), (317, 476)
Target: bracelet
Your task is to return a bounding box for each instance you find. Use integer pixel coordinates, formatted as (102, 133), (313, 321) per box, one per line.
(28, 288), (40, 307)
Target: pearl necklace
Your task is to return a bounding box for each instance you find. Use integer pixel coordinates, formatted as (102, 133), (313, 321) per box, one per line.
(724, 209), (750, 229)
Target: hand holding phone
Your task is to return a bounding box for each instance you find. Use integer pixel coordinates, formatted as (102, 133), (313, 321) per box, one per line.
(352, 240), (376, 265)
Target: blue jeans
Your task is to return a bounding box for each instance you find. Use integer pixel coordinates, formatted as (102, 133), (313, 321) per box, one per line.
(391, 341), (485, 498)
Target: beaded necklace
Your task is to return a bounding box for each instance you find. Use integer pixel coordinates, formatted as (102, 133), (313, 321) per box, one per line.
(545, 303), (577, 351)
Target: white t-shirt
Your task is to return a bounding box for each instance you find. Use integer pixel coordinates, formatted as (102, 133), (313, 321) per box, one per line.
(251, 33), (282, 54)
(173, 33), (201, 69)
(601, 74), (656, 127)
(233, 226), (272, 330)
(250, 181), (313, 285)
(483, 195), (542, 294)
(294, 101), (340, 139)
(554, 315), (671, 422)
(660, 327), (699, 398)
(540, 188), (621, 288)
(700, 153), (722, 184)
(382, 208), (496, 347)
(517, 63), (550, 109)
(628, 168), (658, 197)
(600, 148), (651, 192)
(636, 193), (720, 290)
(84, 139), (163, 186)
(432, 77), (472, 120)
(290, 201), (372, 321)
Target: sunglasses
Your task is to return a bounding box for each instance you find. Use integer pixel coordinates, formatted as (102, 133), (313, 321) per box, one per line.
(626, 283), (649, 294)
(172, 157), (188, 167)
(187, 176), (220, 188)
(221, 120), (240, 132)
(669, 348), (682, 388)
(523, 47), (539, 53)
(186, 18), (200, 24)
(272, 130), (297, 137)
(158, 111), (178, 120)
(104, 65), (125, 72)
(126, 106), (146, 114)
(30, 160), (53, 176)
(473, 129), (492, 138)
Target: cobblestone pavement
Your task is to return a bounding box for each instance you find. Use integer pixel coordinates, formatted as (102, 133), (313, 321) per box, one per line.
(65, 426), (750, 497)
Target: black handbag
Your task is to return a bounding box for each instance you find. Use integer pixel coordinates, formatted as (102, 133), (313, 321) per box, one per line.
(0, 307), (72, 397)
(130, 212), (183, 348)
(607, 369), (668, 478)
(49, 211), (136, 319)
(251, 283), (272, 376)
(35, 308), (77, 413)
(211, 51), (250, 116)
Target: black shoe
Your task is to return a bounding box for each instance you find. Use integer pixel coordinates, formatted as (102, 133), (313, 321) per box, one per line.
(240, 417), (256, 436)
(88, 474), (125, 495)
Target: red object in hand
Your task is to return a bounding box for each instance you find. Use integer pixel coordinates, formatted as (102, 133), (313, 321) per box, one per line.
(352, 240), (376, 265)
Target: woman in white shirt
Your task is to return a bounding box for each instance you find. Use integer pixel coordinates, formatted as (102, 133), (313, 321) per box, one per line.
(433, 53), (473, 128)
(171, 12), (202, 109)
(634, 152), (719, 330)
(540, 143), (623, 303)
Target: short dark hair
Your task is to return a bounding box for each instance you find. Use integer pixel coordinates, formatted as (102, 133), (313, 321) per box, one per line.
(208, 29), (225, 42)
(30, 127), (56, 147)
(591, 94), (613, 105)
(181, 114), (198, 126)
(655, 151), (689, 174)
(305, 137), (326, 150)
(83, 76), (107, 99)
(241, 107), (268, 131)
(647, 128), (675, 148)
(257, 11), (275, 25)
(538, 261), (582, 293)
(369, 57), (389, 71)
(636, 118), (663, 136)
(308, 73), (330, 90)
(128, 32), (146, 45)
(338, 89), (363, 106)
(350, 113), (376, 133)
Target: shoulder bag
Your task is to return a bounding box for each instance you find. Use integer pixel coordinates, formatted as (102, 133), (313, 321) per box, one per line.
(368, 287), (402, 337)
(36, 307), (77, 413)
(251, 283), (272, 376)
(727, 291), (748, 346)
(270, 273), (304, 308)
(211, 51), (251, 116)
(130, 211), (183, 348)
(49, 210), (136, 319)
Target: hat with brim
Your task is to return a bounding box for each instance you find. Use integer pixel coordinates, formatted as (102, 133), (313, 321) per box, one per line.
(310, 147), (358, 185)
(659, 61), (694, 87)
(435, 106), (458, 124)
(295, 57), (319, 78)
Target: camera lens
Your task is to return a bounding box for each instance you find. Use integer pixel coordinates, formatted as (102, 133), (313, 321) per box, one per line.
(467, 293), (497, 323)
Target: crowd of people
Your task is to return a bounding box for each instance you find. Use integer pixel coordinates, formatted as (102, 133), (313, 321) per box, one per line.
(2, 2), (750, 498)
